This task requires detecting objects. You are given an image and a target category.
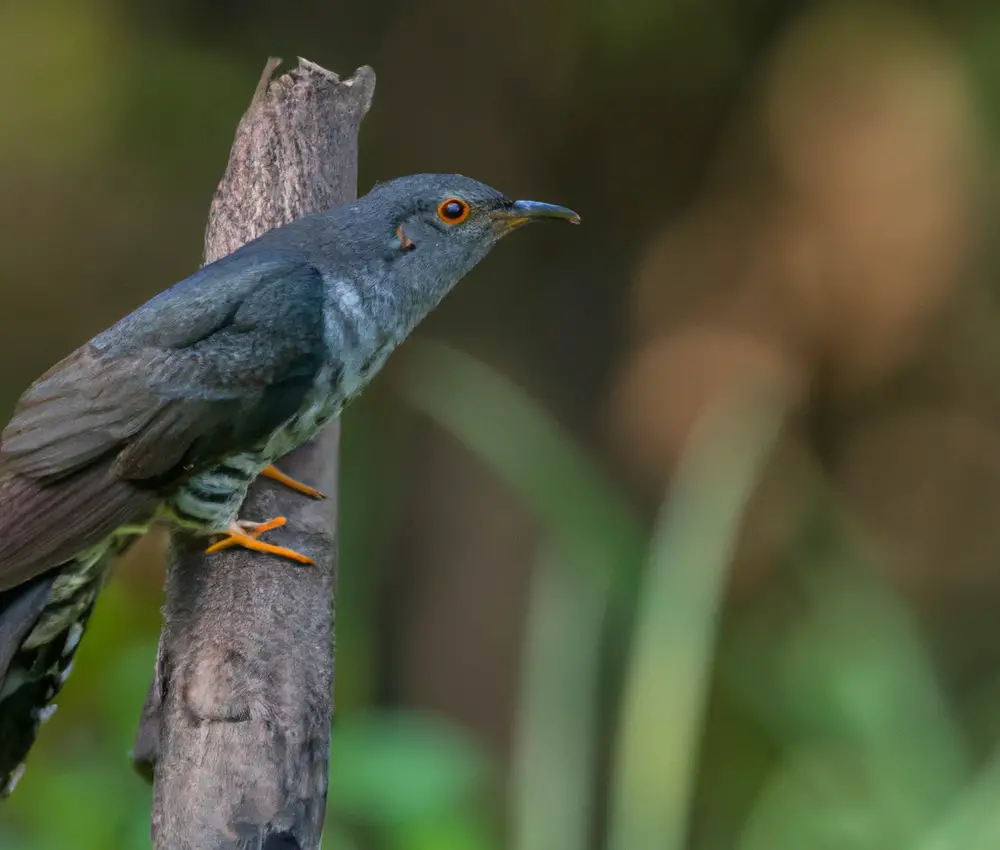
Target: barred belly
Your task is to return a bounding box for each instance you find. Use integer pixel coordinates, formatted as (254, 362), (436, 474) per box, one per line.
(166, 452), (268, 532)
(166, 380), (346, 532)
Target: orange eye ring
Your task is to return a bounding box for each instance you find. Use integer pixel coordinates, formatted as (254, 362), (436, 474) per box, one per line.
(437, 198), (470, 225)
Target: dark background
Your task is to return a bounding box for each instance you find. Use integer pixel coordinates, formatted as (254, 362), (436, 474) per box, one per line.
(3, 0), (1000, 847)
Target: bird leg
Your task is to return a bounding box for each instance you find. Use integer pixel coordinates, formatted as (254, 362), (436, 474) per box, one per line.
(204, 516), (314, 565)
(259, 464), (327, 500)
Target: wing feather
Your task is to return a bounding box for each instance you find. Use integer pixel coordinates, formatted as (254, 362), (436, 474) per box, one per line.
(0, 462), (157, 592)
(1, 259), (329, 486)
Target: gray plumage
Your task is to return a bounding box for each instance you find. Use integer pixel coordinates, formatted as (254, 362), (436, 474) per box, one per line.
(0, 172), (578, 794)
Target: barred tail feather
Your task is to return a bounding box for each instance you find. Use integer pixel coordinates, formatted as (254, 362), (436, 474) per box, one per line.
(0, 570), (94, 796)
(0, 460), (158, 796)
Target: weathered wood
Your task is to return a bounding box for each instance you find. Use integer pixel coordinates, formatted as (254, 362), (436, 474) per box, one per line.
(131, 57), (375, 850)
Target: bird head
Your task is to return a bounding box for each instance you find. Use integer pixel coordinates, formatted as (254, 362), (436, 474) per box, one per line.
(341, 173), (580, 302)
(370, 172), (579, 245)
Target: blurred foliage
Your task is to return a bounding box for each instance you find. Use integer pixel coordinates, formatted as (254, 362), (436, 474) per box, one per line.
(6, 0), (1000, 848)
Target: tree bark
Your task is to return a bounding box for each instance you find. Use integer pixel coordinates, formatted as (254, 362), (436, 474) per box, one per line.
(130, 57), (376, 850)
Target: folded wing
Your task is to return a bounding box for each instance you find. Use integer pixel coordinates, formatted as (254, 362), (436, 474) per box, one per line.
(0, 258), (331, 589)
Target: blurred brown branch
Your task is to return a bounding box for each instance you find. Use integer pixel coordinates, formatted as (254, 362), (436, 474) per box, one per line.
(130, 57), (375, 850)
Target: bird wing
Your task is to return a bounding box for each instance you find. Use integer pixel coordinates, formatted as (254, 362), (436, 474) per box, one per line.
(0, 459), (156, 591)
(0, 258), (331, 592)
(1, 257), (331, 484)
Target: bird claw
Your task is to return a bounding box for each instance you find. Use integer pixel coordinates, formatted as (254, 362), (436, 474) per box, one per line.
(204, 516), (313, 565)
(259, 465), (327, 500)
(236, 516), (287, 536)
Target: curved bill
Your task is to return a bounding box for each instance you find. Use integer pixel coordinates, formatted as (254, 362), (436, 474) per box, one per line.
(493, 200), (582, 230)
(509, 200), (581, 224)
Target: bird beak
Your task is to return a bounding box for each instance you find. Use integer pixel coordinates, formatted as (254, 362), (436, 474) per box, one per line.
(492, 200), (582, 230)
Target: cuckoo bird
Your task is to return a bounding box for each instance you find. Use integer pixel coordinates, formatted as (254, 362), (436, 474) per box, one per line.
(0, 173), (579, 795)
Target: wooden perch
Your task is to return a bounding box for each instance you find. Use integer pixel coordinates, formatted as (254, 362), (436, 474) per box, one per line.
(131, 57), (376, 850)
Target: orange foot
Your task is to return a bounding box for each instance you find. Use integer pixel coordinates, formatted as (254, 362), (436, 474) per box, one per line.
(204, 516), (314, 565)
(260, 464), (327, 500)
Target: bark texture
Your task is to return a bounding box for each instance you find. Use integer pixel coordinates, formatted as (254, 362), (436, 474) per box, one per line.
(131, 57), (376, 850)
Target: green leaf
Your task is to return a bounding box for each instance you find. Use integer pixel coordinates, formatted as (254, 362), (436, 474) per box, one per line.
(328, 712), (490, 827)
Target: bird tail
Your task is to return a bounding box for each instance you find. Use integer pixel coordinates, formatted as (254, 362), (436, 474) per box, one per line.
(0, 569), (96, 796)
(0, 461), (157, 795)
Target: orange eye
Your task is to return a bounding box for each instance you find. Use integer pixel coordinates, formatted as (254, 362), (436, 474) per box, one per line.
(437, 198), (470, 225)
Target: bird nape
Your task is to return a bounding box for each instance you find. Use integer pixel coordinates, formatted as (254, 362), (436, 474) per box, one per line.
(0, 173), (579, 796)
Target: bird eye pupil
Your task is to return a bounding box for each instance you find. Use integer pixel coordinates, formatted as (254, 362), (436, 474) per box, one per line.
(436, 198), (470, 225)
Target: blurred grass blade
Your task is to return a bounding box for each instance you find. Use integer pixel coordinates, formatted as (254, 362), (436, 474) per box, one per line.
(915, 746), (1000, 850)
(608, 392), (787, 850)
(729, 492), (968, 848)
(396, 340), (647, 591)
(509, 542), (605, 850)
(795, 531), (968, 824)
(397, 341), (639, 850)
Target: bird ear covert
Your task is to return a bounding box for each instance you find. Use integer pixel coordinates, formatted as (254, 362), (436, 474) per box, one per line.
(437, 197), (470, 224)
(395, 224), (415, 250)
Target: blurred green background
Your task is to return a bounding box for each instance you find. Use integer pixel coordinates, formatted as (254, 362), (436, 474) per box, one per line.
(5, 0), (1000, 847)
